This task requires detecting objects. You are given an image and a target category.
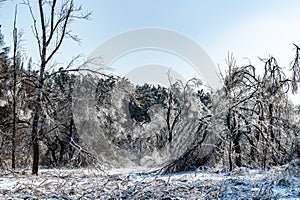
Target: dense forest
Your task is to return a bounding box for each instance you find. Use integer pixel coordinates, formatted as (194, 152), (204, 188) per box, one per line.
(0, 0), (300, 178)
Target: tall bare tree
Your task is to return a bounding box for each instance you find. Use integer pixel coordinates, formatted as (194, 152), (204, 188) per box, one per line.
(25, 0), (91, 175)
(11, 5), (18, 170)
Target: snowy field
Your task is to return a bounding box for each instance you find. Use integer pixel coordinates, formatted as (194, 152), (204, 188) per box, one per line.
(0, 164), (299, 199)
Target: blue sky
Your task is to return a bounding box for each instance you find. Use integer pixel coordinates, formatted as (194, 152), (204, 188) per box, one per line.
(1, 0), (300, 102)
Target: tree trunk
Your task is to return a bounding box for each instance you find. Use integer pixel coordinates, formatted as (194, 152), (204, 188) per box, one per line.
(167, 92), (172, 143)
(269, 103), (274, 141)
(12, 49), (17, 170)
(233, 130), (242, 167)
(226, 111), (233, 171)
(32, 110), (40, 175)
(31, 58), (45, 175)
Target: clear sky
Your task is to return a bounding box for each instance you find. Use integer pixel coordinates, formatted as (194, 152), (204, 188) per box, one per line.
(1, 0), (300, 102)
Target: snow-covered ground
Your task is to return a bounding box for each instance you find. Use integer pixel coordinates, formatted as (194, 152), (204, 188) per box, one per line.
(0, 164), (299, 199)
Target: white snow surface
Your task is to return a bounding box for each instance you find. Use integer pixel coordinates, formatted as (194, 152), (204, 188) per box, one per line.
(0, 165), (299, 199)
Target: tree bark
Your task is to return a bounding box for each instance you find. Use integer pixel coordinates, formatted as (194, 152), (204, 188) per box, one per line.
(32, 110), (40, 175)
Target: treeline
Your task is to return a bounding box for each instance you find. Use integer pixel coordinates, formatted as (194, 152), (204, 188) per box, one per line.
(76, 53), (300, 173)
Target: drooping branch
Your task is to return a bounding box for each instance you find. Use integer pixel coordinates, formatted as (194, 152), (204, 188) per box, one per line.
(291, 44), (300, 94)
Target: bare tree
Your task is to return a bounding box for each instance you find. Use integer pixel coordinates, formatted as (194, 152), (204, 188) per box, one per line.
(216, 53), (300, 170)
(165, 77), (202, 143)
(11, 4), (18, 170)
(24, 0), (91, 175)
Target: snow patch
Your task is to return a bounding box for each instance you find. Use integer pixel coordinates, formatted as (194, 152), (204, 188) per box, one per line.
(0, 165), (299, 199)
